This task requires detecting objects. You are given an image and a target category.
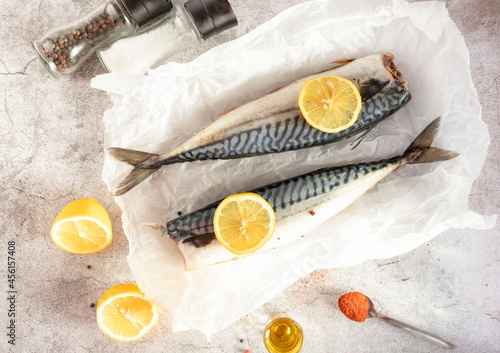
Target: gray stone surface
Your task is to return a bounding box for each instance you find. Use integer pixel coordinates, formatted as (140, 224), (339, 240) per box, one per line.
(0, 0), (498, 352)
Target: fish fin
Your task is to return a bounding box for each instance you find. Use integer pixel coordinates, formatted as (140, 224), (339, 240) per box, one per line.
(106, 147), (161, 196)
(184, 233), (217, 247)
(114, 168), (159, 196)
(312, 59), (356, 76)
(404, 117), (460, 164)
(106, 147), (158, 165)
(408, 147), (460, 164)
(358, 79), (388, 101)
(330, 58), (355, 66)
(406, 118), (440, 151)
(350, 127), (372, 149)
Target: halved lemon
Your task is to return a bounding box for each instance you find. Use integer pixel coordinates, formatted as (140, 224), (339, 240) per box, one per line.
(50, 198), (112, 254)
(96, 283), (159, 342)
(298, 75), (362, 133)
(213, 192), (276, 255)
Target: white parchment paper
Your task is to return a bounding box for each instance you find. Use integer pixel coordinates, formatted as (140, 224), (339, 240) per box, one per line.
(92, 0), (496, 337)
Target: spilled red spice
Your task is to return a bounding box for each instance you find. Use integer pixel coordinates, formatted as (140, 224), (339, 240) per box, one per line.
(277, 269), (341, 312)
(309, 211), (315, 216)
(338, 291), (368, 322)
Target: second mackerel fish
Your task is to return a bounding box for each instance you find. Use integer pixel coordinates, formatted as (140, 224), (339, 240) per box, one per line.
(166, 118), (459, 271)
(108, 53), (411, 195)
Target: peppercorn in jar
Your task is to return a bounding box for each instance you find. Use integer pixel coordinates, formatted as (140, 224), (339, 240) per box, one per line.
(32, 0), (173, 79)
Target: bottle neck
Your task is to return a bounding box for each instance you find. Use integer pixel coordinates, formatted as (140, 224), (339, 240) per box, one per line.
(117, 0), (174, 28)
(180, 6), (203, 42)
(134, 5), (179, 36)
(113, 0), (139, 30)
(132, 5), (202, 41)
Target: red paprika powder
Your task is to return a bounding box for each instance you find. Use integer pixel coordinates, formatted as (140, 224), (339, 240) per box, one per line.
(337, 291), (369, 322)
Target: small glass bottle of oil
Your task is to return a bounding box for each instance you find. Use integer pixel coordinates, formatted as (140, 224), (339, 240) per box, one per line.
(263, 312), (303, 353)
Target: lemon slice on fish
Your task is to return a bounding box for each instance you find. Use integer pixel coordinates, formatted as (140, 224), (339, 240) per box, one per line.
(213, 193), (276, 255)
(298, 75), (362, 133)
(50, 198), (112, 254)
(96, 283), (159, 342)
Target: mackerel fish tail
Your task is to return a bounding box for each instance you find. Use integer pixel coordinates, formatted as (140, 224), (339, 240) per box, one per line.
(106, 148), (162, 196)
(403, 117), (459, 165)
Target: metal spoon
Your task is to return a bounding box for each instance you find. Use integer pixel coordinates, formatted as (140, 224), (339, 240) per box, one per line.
(366, 295), (455, 349)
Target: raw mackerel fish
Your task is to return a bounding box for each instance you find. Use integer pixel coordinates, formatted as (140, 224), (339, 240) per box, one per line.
(167, 118), (458, 271)
(108, 53), (411, 196)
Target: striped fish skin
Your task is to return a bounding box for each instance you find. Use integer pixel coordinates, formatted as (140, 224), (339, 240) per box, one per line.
(168, 157), (403, 270)
(108, 53), (411, 196)
(157, 53), (410, 166)
(168, 118), (459, 271)
(162, 81), (410, 164)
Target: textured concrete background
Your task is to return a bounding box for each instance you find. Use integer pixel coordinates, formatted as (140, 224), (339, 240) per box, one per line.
(0, 0), (499, 352)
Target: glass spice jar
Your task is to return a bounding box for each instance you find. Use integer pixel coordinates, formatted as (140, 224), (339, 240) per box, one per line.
(96, 0), (237, 75)
(32, 0), (174, 79)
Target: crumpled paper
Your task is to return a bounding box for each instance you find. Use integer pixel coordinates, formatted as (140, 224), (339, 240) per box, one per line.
(91, 0), (496, 337)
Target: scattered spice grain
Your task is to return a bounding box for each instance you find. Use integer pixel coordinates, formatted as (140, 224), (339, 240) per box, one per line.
(277, 269), (341, 312)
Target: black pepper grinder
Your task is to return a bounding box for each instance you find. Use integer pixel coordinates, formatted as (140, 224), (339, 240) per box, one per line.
(32, 0), (174, 79)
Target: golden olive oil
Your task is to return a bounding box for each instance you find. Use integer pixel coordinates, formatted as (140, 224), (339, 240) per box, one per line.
(263, 315), (303, 353)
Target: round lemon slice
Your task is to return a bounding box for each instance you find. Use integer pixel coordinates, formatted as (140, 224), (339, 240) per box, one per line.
(213, 192), (276, 255)
(298, 75), (362, 133)
(96, 283), (159, 342)
(50, 198), (112, 254)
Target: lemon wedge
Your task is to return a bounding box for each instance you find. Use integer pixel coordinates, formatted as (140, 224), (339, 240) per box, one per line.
(96, 283), (159, 342)
(50, 198), (112, 254)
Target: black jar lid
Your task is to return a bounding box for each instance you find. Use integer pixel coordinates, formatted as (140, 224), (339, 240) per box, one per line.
(185, 0), (238, 40)
(120, 0), (174, 26)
